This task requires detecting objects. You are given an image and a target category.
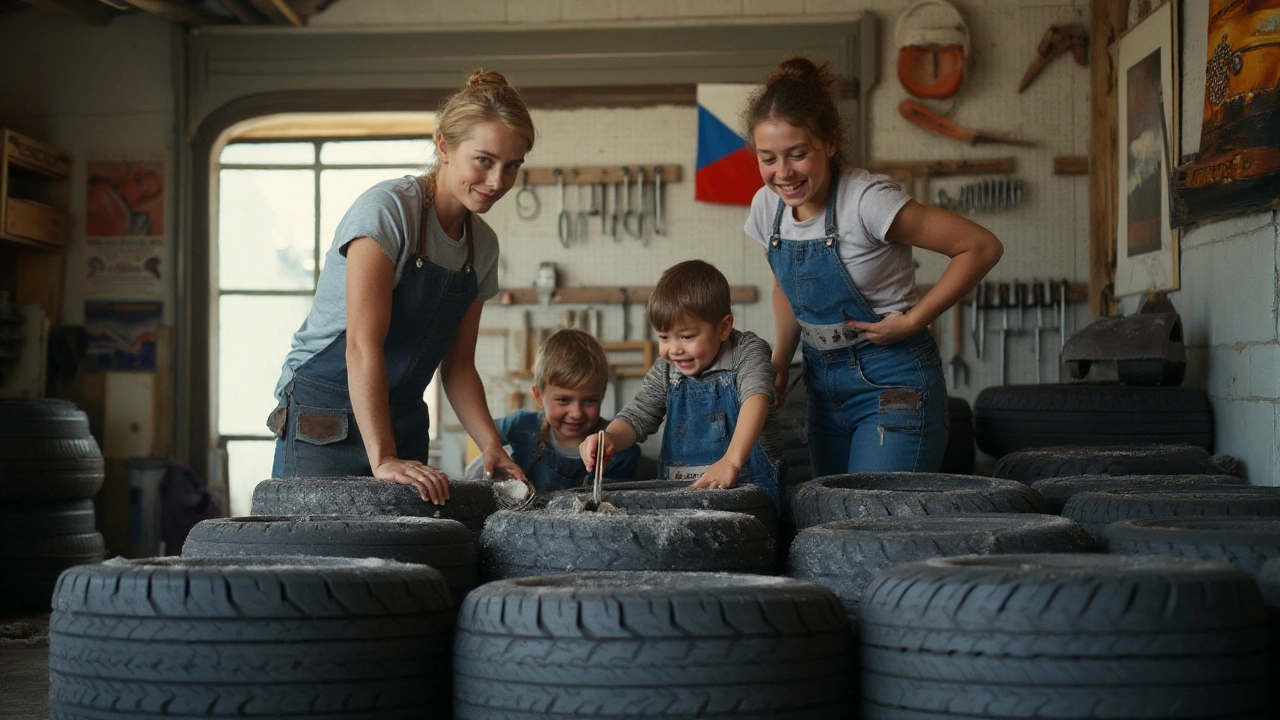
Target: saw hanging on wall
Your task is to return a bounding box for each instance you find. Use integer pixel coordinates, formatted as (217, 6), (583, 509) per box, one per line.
(895, 0), (970, 99)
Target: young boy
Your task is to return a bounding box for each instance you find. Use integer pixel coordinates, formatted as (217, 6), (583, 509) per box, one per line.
(581, 260), (784, 508)
(488, 327), (639, 493)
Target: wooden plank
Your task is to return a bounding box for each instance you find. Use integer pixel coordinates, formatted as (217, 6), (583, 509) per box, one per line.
(518, 165), (683, 187)
(497, 285), (758, 306)
(1089, 0), (1126, 317)
(120, 0), (225, 24)
(17, 0), (114, 25)
(5, 128), (71, 178)
(4, 197), (66, 247)
(1054, 155), (1090, 175)
(267, 0), (303, 25)
(215, 0), (267, 23)
(865, 158), (1016, 177)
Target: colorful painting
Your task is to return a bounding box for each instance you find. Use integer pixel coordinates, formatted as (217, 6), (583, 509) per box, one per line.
(1115, 1), (1180, 297)
(86, 160), (165, 238)
(85, 301), (161, 371)
(1173, 0), (1280, 225)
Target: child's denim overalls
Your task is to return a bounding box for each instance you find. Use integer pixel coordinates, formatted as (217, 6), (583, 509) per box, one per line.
(658, 363), (783, 509)
(500, 411), (639, 493)
(766, 174), (948, 476)
(270, 213), (476, 478)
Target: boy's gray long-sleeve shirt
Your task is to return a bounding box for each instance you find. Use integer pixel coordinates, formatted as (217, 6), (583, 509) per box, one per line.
(616, 329), (783, 462)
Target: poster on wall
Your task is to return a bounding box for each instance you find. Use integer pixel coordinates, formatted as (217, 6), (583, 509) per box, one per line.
(84, 237), (164, 301)
(84, 159), (166, 301)
(84, 301), (161, 371)
(1115, 1), (1180, 297)
(1173, 0), (1280, 226)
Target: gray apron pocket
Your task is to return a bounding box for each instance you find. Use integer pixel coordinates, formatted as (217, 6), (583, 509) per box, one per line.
(294, 405), (349, 445)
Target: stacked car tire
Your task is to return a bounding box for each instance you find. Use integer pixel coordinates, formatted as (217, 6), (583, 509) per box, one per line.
(1, 399), (105, 610)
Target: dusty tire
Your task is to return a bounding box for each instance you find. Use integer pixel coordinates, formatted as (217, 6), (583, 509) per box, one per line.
(251, 476), (496, 539)
(1, 530), (104, 611)
(0, 499), (97, 536)
(454, 572), (852, 719)
(183, 515), (478, 604)
(992, 444), (1224, 484)
(1100, 517), (1280, 574)
(788, 514), (1093, 620)
(859, 554), (1269, 719)
(1063, 486), (1280, 540)
(940, 396), (974, 475)
(788, 473), (1045, 531)
(973, 384), (1213, 458)
(49, 556), (454, 719)
(0, 399), (104, 501)
(1031, 473), (1244, 515)
(479, 508), (775, 579)
(544, 480), (777, 534)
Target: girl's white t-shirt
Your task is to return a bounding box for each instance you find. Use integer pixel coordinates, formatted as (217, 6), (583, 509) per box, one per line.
(744, 167), (916, 315)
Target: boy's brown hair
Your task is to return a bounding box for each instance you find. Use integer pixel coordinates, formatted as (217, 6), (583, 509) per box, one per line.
(533, 327), (610, 392)
(647, 259), (732, 331)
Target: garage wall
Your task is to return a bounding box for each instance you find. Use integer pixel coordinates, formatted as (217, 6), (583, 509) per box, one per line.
(1116, 0), (1280, 485)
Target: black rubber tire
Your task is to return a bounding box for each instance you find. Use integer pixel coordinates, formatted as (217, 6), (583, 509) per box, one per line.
(1, 531), (104, 611)
(777, 362), (812, 487)
(940, 396), (974, 475)
(973, 384), (1213, 458)
(993, 444), (1224, 484)
(49, 556), (454, 719)
(1100, 517), (1280, 574)
(1032, 473), (1244, 515)
(1259, 558), (1280, 609)
(788, 473), (1046, 531)
(454, 571), (852, 719)
(1063, 486), (1280, 540)
(858, 554), (1269, 719)
(182, 515), (478, 605)
(1117, 358), (1187, 387)
(788, 514), (1094, 620)
(0, 400), (104, 501)
(0, 499), (97, 535)
(543, 480), (777, 534)
(251, 476), (497, 540)
(479, 508), (775, 580)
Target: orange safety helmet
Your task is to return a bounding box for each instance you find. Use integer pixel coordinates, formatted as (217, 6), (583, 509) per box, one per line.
(896, 0), (971, 100)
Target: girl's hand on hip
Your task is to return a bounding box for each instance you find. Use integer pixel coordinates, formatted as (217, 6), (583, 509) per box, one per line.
(374, 459), (451, 505)
(688, 458), (740, 490)
(845, 311), (921, 346)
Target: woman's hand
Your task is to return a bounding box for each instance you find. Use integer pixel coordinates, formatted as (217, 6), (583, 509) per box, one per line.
(580, 431), (615, 473)
(373, 458), (451, 505)
(845, 311), (922, 346)
(771, 358), (790, 410)
(687, 458), (741, 490)
(484, 446), (527, 482)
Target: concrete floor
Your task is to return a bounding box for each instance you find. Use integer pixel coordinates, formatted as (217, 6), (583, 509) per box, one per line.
(0, 613), (50, 720)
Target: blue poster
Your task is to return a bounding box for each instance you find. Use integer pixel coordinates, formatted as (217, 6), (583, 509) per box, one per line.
(85, 300), (161, 371)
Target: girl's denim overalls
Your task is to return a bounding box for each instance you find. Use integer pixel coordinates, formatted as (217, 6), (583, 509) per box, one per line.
(270, 213), (476, 478)
(766, 174), (948, 476)
(658, 363), (783, 509)
(500, 411), (639, 493)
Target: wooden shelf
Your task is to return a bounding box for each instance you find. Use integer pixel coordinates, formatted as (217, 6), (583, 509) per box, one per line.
(1, 129), (70, 250)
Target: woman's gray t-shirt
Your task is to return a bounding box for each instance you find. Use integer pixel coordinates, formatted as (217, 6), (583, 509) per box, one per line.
(274, 175), (500, 397)
(744, 167), (915, 315)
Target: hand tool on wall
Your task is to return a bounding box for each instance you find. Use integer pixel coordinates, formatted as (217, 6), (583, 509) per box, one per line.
(599, 183), (610, 237)
(1018, 23), (1088, 94)
(1014, 282), (1028, 331)
(1033, 280), (1046, 383)
(1059, 278), (1068, 352)
(631, 166), (647, 241)
(516, 171), (540, 220)
(554, 169), (571, 247)
(899, 100), (1037, 148)
(935, 177), (1025, 214)
(610, 180), (621, 241)
(976, 281), (986, 360)
(621, 167), (641, 239)
(572, 170), (589, 241)
(970, 282), (982, 360)
(948, 302), (969, 386)
(653, 166), (666, 235)
(895, 0), (970, 99)
(996, 283), (1010, 386)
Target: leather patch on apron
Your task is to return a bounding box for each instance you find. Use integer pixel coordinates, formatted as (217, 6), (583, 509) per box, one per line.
(266, 406), (287, 438)
(296, 411), (348, 445)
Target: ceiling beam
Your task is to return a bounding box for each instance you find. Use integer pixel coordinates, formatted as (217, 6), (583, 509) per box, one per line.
(246, 0), (299, 25)
(18, 0), (114, 25)
(215, 0), (266, 24)
(268, 0), (303, 26)
(118, 0), (225, 26)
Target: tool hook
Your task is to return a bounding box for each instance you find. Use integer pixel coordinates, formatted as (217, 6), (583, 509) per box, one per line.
(515, 170), (540, 220)
(555, 169), (572, 248)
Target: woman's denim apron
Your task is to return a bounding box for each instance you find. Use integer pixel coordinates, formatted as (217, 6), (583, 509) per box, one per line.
(766, 174), (948, 476)
(270, 213), (476, 478)
(657, 366), (783, 509)
(501, 412), (639, 493)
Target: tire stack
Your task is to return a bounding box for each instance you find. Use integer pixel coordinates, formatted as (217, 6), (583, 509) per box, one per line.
(0, 399), (105, 611)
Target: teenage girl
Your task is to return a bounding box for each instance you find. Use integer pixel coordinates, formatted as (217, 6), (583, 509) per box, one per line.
(742, 56), (1003, 475)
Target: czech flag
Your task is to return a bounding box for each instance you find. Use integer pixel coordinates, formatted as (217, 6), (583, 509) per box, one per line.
(696, 84), (764, 206)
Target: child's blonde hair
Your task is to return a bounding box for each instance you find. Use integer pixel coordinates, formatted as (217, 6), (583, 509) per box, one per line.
(647, 260), (732, 332)
(533, 328), (610, 392)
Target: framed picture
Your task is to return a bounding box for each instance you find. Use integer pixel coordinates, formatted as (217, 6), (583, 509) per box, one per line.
(1115, 0), (1179, 297)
